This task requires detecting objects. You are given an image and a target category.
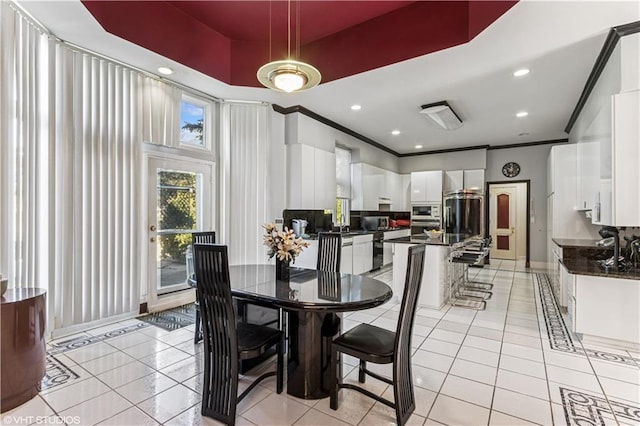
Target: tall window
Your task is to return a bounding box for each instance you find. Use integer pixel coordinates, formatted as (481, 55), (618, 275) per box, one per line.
(335, 147), (351, 226)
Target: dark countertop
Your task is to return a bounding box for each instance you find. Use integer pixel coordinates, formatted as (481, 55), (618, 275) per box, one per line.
(302, 227), (411, 240)
(385, 233), (472, 246)
(562, 258), (640, 280)
(552, 238), (602, 248)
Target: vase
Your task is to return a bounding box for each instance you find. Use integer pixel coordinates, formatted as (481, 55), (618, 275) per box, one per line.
(275, 258), (290, 281)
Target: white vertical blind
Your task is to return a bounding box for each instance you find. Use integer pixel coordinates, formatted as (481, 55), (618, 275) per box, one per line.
(1, 3), (144, 332)
(0, 2), (51, 289)
(140, 77), (181, 147)
(52, 46), (143, 327)
(221, 103), (272, 265)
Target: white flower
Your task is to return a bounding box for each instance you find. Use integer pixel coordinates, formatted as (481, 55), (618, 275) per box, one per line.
(262, 223), (310, 263)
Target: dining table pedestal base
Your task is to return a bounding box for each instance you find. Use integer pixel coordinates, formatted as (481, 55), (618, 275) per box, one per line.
(287, 310), (341, 399)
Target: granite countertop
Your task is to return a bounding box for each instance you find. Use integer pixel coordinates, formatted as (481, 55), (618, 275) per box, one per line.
(562, 258), (640, 280)
(385, 233), (473, 246)
(301, 227), (411, 240)
(552, 238), (602, 248)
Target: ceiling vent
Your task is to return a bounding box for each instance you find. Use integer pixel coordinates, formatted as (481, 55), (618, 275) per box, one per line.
(419, 101), (463, 130)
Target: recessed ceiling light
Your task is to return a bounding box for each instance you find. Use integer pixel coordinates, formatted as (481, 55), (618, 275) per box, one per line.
(415, 145), (423, 149)
(350, 104), (362, 111)
(513, 68), (530, 77)
(158, 66), (174, 75)
(391, 130), (401, 135)
(516, 111), (529, 118)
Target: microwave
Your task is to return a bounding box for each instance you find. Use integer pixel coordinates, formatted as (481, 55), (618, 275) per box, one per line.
(411, 203), (441, 221)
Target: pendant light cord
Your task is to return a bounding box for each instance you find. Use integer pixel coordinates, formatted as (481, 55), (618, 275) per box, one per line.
(287, 0), (291, 60)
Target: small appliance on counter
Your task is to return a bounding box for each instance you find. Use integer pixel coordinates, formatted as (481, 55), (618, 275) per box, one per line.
(292, 219), (308, 237)
(597, 226), (623, 271)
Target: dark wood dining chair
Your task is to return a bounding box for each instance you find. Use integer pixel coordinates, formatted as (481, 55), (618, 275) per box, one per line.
(317, 232), (342, 272)
(191, 231), (216, 344)
(193, 243), (284, 426)
(329, 244), (426, 426)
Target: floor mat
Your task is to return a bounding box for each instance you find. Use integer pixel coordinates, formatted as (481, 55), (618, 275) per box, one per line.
(138, 303), (196, 331)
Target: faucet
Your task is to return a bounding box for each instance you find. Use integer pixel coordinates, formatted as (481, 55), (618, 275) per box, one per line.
(599, 226), (620, 270)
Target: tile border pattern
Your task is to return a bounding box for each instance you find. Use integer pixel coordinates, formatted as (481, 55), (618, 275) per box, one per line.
(43, 322), (151, 390)
(536, 273), (639, 366)
(47, 322), (149, 355)
(560, 387), (640, 425)
(41, 354), (80, 391)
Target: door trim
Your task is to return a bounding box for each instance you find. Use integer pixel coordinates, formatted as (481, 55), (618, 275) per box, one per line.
(484, 180), (530, 268)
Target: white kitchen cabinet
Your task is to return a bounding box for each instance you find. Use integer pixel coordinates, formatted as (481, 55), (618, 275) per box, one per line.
(463, 169), (485, 190)
(340, 238), (353, 274)
(574, 274), (640, 346)
(383, 229), (411, 265)
(392, 242), (450, 308)
(400, 174), (411, 211)
(352, 163), (404, 211)
(558, 260), (572, 309)
(576, 141), (599, 211)
(293, 239), (318, 269)
(287, 144), (335, 210)
(411, 171), (443, 203)
(444, 169), (484, 194)
(352, 234), (373, 274)
(444, 170), (463, 193)
(602, 90), (640, 226)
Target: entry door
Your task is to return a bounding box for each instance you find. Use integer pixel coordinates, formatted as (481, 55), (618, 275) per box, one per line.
(489, 186), (517, 260)
(147, 157), (213, 303)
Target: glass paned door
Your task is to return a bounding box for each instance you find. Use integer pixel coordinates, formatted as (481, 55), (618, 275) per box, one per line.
(148, 157), (213, 298)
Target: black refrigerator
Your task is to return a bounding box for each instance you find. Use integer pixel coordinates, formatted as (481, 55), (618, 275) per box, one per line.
(443, 189), (484, 236)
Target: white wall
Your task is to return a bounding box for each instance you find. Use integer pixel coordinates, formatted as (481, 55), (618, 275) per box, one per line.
(399, 148), (487, 173)
(486, 144), (555, 264)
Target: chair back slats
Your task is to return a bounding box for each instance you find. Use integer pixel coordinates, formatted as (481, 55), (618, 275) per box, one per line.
(193, 231), (216, 245)
(317, 232), (342, 272)
(193, 243), (238, 425)
(393, 244), (426, 424)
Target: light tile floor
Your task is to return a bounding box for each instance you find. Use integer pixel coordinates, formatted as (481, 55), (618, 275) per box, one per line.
(4, 260), (640, 425)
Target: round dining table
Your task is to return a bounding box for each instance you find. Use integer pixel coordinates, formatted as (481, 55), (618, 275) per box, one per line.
(225, 264), (393, 399)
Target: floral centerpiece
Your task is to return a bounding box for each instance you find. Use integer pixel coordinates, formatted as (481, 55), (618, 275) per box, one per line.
(263, 223), (310, 279)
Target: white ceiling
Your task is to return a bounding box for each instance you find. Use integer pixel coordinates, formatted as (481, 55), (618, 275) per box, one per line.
(18, 0), (640, 155)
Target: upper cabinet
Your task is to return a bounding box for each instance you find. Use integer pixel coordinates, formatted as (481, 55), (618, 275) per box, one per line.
(443, 169), (485, 193)
(608, 90), (640, 226)
(570, 32), (639, 226)
(287, 144), (336, 210)
(352, 163), (406, 211)
(411, 171), (443, 203)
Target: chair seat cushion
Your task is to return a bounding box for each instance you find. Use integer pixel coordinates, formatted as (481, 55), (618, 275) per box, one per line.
(333, 323), (395, 361)
(237, 323), (282, 357)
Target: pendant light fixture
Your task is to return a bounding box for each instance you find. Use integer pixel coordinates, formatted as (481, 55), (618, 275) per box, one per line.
(257, 0), (321, 93)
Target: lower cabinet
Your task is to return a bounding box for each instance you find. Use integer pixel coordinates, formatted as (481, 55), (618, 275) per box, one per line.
(352, 234), (373, 275)
(573, 274), (639, 346)
(294, 240), (318, 269)
(341, 238), (353, 274)
(383, 229), (412, 266)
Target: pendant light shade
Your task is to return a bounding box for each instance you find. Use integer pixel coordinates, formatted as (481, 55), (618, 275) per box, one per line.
(257, 60), (321, 93)
(257, 0), (321, 93)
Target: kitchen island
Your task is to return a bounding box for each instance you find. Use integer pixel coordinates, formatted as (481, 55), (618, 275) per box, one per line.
(386, 233), (473, 309)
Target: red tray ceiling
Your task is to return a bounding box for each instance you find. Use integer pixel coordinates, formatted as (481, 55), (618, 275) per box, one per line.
(82, 1), (517, 88)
